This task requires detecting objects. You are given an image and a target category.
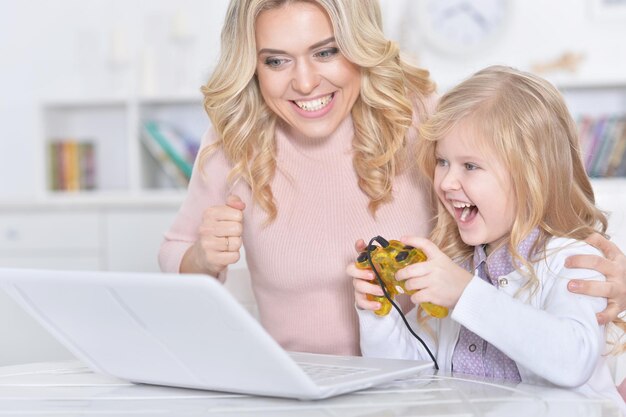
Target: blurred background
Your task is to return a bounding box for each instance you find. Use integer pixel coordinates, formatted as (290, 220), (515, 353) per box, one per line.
(0, 0), (625, 199)
(0, 0), (625, 366)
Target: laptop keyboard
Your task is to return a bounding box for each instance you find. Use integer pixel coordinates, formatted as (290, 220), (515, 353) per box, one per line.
(297, 362), (371, 382)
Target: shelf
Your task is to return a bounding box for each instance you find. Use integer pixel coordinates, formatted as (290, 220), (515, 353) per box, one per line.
(41, 97), (128, 108)
(590, 177), (626, 192)
(42, 104), (131, 192)
(36, 79), (625, 205)
(41, 93), (204, 107)
(39, 93), (208, 199)
(553, 79), (626, 91)
(0, 190), (186, 210)
(139, 93), (203, 105)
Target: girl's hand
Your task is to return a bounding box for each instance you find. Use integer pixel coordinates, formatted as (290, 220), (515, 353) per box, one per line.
(396, 236), (473, 309)
(349, 239), (385, 312)
(566, 233), (626, 324)
(181, 194), (245, 276)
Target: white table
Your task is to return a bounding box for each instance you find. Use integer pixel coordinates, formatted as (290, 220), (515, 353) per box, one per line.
(0, 360), (618, 416)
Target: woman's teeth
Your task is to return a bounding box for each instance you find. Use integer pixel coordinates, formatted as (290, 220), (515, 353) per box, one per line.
(294, 94), (332, 111)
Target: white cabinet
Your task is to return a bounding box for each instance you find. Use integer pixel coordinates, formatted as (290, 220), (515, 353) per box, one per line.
(39, 95), (207, 198)
(0, 201), (254, 366)
(591, 178), (626, 251)
(0, 202), (180, 366)
(0, 210), (101, 270)
(0, 207), (105, 365)
(558, 81), (626, 118)
(558, 81), (626, 247)
(0, 201), (180, 270)
(40, 100), (130, 193)
(104, 208), (179, 271)
(558, 81), (626, 178)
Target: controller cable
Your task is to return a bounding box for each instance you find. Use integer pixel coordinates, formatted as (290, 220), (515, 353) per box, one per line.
(366, 236), (439, 370)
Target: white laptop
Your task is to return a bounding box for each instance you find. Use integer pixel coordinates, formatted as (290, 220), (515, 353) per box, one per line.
(0, 268), (433, 400)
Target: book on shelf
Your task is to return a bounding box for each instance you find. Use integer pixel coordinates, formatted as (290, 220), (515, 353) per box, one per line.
(608, 126), (626, 177)
(577, 115), (626, 178)
(141, 120), (200, 187)
(48, 140), (96, 191)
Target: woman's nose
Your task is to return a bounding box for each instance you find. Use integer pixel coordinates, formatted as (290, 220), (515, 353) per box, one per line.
(291, 61), (320, 94)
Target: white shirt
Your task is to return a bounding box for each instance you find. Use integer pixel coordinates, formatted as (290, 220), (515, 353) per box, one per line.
(358, 237), (625, 415)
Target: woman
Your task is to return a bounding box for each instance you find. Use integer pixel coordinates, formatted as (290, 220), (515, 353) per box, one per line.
(159, 0), (626, 355)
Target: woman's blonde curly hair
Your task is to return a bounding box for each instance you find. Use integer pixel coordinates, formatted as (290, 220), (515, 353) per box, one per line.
(200, 0), (435, 223)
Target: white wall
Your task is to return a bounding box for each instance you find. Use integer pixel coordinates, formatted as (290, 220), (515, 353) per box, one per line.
(1, 0), (626, 198)
(381, 0), (626, 88)
(0, 0), (229, 198)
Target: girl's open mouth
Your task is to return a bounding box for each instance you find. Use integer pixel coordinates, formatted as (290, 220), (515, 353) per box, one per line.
(453, 202), (478, 224)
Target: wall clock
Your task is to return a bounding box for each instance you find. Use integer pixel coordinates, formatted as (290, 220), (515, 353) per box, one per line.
(417, 0), (512, 56)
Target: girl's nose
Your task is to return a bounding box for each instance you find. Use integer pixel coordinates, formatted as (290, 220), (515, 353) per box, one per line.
(291, 60), (320, 95)
(439, 169), (461, 191)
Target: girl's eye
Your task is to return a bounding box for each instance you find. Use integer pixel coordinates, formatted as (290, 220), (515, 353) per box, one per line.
(435, 158), (448, 167)
(464, 163), (479, 171)
(315, 47), (339, 59)
(264, 57), (287, 68)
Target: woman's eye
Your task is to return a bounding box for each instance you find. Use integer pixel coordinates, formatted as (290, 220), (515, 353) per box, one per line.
(435, 158), (448, 167)
(316, 47), (339, 59)
(264, 57), (287, 68)
(464, 163), (479, 171)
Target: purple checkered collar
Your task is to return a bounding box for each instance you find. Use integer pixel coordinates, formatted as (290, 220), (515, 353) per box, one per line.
(472, 228), (541, 286)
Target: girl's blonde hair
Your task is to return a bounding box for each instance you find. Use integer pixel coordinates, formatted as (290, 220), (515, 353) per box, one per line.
(200, 0), (435, 222)
(417, 65), (608, 289)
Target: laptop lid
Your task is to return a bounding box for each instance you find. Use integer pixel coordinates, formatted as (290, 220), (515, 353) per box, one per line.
(0, 268), (432, 399)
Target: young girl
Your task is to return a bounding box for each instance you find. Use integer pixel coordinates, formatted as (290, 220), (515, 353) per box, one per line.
(351, 65), (625, 412)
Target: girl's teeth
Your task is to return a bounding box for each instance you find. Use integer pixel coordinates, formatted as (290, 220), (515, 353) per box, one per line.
(460, 206), (471, 221)
(295, 94), (332, 111)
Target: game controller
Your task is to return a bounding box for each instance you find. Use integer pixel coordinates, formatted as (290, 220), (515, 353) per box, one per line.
(356, 237), (449, 318)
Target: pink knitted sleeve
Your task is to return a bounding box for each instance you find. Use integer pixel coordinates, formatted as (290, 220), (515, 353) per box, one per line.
(158, 128), (232, 275)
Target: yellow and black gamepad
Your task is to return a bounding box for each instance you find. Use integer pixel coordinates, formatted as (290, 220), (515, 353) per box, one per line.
(356, 238), (448, 318)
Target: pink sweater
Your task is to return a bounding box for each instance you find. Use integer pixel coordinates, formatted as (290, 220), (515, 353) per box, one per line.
(159, 115), (433, 355)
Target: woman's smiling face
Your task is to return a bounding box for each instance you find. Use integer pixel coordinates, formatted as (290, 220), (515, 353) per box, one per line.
(254, 1), (361, 139)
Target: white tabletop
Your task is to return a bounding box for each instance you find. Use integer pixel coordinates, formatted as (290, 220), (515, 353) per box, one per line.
(0, 360), (618, 416)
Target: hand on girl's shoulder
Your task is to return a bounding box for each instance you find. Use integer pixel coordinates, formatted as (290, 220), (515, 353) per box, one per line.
(545, 237), (605, 280)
